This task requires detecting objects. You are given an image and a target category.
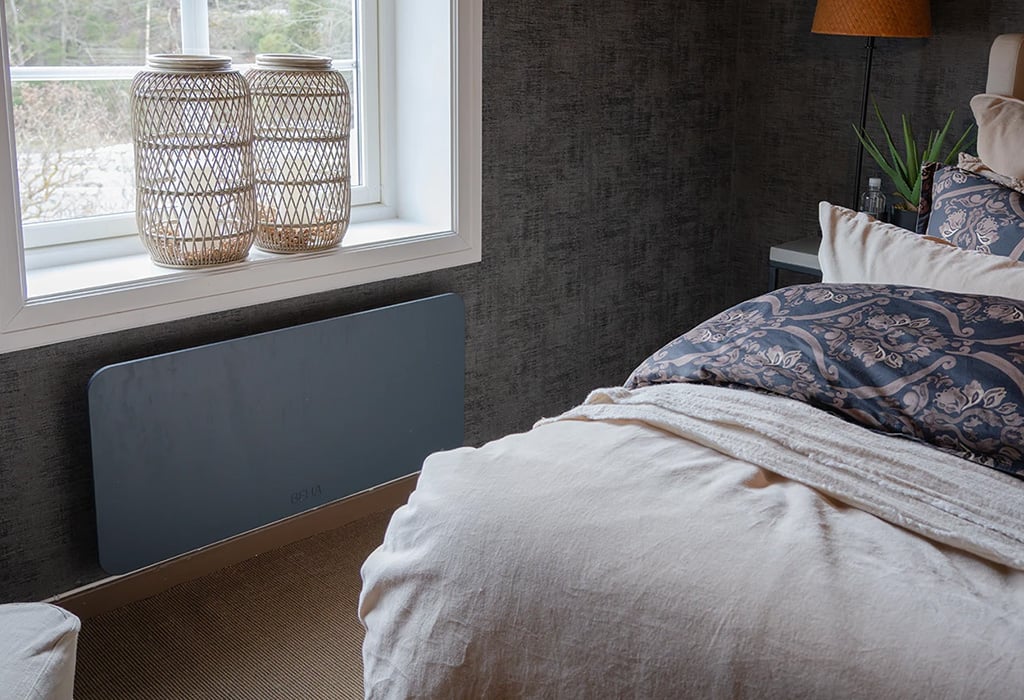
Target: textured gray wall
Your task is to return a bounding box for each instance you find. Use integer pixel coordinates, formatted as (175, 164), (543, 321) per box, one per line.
(0, 1), (740, 601)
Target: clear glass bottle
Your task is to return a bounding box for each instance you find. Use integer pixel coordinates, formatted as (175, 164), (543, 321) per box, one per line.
(859, 177), (887, 220)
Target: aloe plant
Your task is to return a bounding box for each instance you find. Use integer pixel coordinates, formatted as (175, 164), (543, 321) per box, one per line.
(853, 102), (976, 211)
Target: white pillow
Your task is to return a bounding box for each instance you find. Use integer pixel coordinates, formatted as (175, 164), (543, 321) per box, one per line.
(817, 202), (1024, 300)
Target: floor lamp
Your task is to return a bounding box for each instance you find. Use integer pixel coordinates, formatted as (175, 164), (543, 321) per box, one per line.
(811, 0), (932, 209)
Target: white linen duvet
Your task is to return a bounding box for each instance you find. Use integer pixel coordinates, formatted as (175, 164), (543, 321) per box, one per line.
(359, 384), (1024, 698)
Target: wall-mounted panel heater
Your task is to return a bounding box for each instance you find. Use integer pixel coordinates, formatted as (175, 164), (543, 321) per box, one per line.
(89, 294), (464, 575)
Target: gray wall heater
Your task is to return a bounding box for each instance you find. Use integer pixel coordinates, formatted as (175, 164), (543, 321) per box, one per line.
(89, 294), (464, 575)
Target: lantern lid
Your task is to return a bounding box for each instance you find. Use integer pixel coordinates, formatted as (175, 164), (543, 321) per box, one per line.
(146, 54), (233, 72)
(255, 54), (333, 71)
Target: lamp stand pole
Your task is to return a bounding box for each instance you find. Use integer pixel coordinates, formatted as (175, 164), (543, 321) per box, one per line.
(852, 35), (876, 209)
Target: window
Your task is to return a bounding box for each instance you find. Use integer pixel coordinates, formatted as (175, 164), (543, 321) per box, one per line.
(0, 0), (481, 352)
(10, 0), (376, 249)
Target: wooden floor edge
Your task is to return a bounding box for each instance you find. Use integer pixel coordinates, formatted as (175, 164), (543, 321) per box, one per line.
(48, 474), (418, 619)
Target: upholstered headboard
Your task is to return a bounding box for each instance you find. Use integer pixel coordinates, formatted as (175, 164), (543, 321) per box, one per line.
(987, 34), (1024, 98)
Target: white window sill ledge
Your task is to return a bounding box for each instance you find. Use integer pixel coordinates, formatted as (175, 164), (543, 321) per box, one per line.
(26, 217), (446, 299)
(2, 215), (479, 353)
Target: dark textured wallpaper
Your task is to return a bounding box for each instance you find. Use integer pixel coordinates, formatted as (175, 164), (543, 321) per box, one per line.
(0, 1), (741, 601)
(5, 0), (1024, 603)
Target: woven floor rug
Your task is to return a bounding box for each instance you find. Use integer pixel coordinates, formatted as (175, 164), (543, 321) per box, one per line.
(74, 510), (391, 699)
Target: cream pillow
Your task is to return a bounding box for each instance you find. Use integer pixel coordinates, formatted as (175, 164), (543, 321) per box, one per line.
(971, 93), (1024, 179)
(817, 202), (1024, 300)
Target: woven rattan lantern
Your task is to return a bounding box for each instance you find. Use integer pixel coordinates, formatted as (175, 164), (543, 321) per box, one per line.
(131, 54), (256, 267)
(246, 54), (351, 253)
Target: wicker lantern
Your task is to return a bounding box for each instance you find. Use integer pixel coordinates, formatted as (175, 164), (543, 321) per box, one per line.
(130, 54), (256, 267)
(245, 54), (351, 253)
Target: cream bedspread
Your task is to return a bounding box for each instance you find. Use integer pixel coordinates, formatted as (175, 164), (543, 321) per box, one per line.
(360, 384), (1024, 698)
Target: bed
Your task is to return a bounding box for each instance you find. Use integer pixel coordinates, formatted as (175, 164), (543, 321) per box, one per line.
(358, 37), (1024, 698)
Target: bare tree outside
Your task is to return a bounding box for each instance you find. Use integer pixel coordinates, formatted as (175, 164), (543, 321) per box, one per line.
(13, 81), (134, 222)
(4, 0), (354, 226)
(6, 0), (181, 66)
(208, 0), (353, 63)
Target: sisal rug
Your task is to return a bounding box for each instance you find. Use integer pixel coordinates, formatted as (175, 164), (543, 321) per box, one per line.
(74, 510), (392, 699)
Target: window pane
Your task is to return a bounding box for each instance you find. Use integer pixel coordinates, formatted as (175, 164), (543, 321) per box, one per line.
(13, 81), (134, 223)
(4, 0), (181, 67)
(5, 1), (360, 226)
(209, 0), (353, 64)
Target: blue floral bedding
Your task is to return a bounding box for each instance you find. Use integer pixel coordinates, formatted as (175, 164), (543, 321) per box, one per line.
(626, 284), (1024, 479)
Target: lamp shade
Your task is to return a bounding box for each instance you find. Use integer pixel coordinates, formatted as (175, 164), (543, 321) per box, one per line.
(812, 0), (932, 38)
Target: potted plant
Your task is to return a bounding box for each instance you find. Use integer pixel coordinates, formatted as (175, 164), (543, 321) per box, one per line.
(853, 102), (976, 229)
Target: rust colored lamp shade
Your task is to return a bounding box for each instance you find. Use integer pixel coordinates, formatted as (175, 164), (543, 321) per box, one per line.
(812, 0), (932, 39)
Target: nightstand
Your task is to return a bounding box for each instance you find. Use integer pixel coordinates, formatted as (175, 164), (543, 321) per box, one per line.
(768, 237), (822, 290)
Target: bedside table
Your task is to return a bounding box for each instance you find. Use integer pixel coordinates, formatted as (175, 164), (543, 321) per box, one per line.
(768, 237), (822, 290)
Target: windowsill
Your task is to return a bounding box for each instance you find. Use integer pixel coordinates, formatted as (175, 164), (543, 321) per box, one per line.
(1, 210), (479, 353)
(25, 217), (445, 299)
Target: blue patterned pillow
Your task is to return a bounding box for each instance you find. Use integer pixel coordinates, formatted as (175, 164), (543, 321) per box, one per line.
(917, 162), (1024, 259)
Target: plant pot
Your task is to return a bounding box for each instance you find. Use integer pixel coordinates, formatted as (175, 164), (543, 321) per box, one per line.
(890, 207), (919, 232)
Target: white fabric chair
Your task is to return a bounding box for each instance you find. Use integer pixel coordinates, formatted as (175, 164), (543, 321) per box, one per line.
(0, 603), (80, 700)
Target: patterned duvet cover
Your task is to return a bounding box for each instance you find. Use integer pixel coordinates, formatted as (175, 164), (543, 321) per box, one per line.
(628, 283), (1024, 479)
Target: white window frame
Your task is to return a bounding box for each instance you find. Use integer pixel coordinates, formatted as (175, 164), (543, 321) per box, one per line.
(0, 0), (481, 353)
